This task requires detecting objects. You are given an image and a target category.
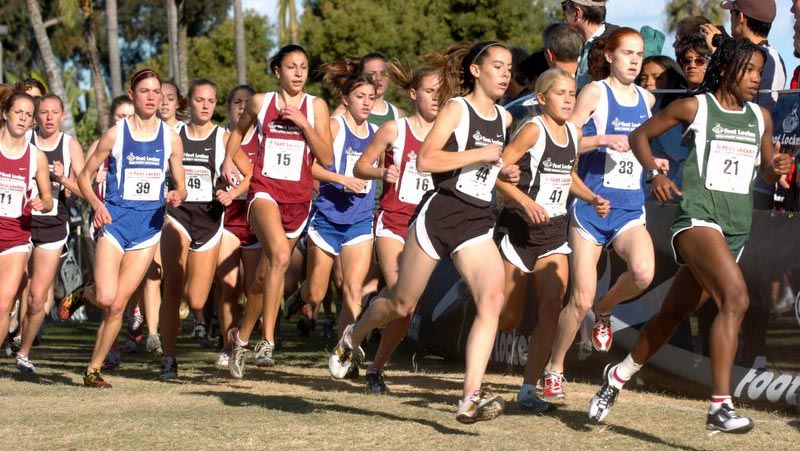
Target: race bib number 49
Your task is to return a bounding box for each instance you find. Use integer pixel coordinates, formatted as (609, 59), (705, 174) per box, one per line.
(705, 140), (757, 194)
(0, 178), (26, 218)
(123, 168), (162, 201)
(263, 138), (304, 181)
(185, 165), (213, 202)
(603, 150), (642, 190)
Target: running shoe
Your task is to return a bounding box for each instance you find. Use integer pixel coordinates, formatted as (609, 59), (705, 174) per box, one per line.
(192, 322), (207, 340)
(541, 370), (566, 400)
(588, 364), (620, 423)
(321, 315), (335, 339)
(517, 385), (553, 413)
(84, 368), (112, 388)
(284, 288), (305, 319)
(58, 286), (85, 322)
(328, 324), (364, 379)
(146, 334), (164, 357)
(706, 404), (754, 433)
(592, 312), (613, 352)
(297, 317), (316, 337)
(179, 302), (190, 320)
(102, 345), (121, 371)
(15, 353), (36, 373)
(456, 390), (505, 424)
(365, 370), (390, 395)
(228, 328), (247, 379)
(215, 350), (230, 369)
(159, 357), (178, 380)
(254, 340), (275, 367)
(124, 339), (137, 354)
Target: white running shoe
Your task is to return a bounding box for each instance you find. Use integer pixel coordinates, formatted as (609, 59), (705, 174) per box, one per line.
(146, 334), (164, 357)
(706, 404), (754, 433)
(328, 324), (364, 379)
(16, 354), (36, 373)
(215, 350), (230, 369)
(254, 340), (275, 367)
(228, 328), (247, 379)
(592, 312), (613, 352)
(588, 364), (621, 423)
(456, 390), (505, 424)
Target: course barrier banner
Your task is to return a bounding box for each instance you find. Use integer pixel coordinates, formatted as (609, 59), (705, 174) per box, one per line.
(408, 203), (800, 411)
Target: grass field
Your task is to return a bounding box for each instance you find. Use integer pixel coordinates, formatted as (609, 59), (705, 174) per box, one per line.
(1, 321), (798, 451)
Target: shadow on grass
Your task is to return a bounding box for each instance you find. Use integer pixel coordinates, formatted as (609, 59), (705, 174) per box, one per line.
(190, 389), (478, 436)
(0, 368), (76, 386)
(789, 419), (800, 431)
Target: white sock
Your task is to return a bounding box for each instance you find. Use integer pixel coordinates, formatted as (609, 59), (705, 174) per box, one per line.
(615, 354), (643, 381)
(709, 395), (733, 413)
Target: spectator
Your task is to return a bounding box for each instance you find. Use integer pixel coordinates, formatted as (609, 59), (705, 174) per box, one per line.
(502, 46), (533, 105)
(791, 0), (800, 88)
(675, 34), (711, 90)
(561, 0), (618, 88)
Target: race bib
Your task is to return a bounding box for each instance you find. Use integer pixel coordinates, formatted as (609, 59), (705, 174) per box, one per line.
(123, 168), (162, 201)
(456, 161), (501, 202)
(534, 173), (572, 217)
(705, 140), (758, 194)
(185, 165), (213, 203)
(398, 158), (433, 205)
(603, 150), (642, 190)
(344, 152), (372, 194)
(0, 178), (26, 218)
(263, 138), (304, 181)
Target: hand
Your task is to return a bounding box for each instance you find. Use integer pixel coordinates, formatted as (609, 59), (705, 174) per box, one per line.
(383, 165), (400, 184)
(477, 144), (503, 165)
(215, 189), (234, 207)
(772, 142), (792, 175)
(92, 203), (113, 229)
(591, 194), (611, 218)
(166, 190), (183, 208)
(521, 198), (549, 224)
(653, 158), (670, 172)
(222, 157), (239, 185)
(651, 174), (682, 202)
(341, 177), (367, 193)
(499, 165), (520, 184)
(280, 104), (311, 131)
(602, 135), (631, 152)
(29, 196), (44, 212)
(52, 161), (64, 183)
(699, 23), (722, 52)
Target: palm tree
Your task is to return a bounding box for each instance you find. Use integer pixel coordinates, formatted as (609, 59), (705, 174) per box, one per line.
(177, 0), (189, 94)
(26, 0), (77, 136)
(167, 0), (179, 81)
(80, 1), (110, 132)
(278, 0), (299, 46)
(106, 0), (122, 97)
(665, 0), (725, 33)
(234, 0), (247, 85)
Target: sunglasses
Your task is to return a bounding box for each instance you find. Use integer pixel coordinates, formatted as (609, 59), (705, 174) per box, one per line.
(680, 56), (708, 67)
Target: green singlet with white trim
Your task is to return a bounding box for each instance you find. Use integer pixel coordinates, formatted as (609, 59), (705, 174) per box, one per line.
(368, 101), (399, 127)
(676, 93), (765, 236)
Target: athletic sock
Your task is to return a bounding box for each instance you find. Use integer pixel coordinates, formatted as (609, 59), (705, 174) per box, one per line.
(233, 330), (247, 347)
(709, 395), (733, 413)
(609, 354), (643, 389)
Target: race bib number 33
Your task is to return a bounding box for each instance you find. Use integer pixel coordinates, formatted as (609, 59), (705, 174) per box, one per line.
(603, 149), (642, 190)
(123, 168), (162, 201)
(705, 140), (757, 194)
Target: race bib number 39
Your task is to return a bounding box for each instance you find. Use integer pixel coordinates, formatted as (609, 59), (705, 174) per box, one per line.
(185, 165), (213, 202)
(398, 159), (433, 205)
(456, 161), (501, 202)
(603, 150), (642, 190)
(0, 178), (26, 218)
(123, 168), (162, 201)
(263, 138), (304, 181)
(535, 173), (572, 217)
(705, 140), (757, 194)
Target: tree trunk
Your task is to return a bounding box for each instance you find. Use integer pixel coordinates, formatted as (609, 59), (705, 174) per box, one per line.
(288, 0), (298, 45)
(26, 0), (77, 136)
(166, 0), (179, 81)
(177, 0), (189, 94)
(83, 6), (109, 132)
(234, 0), (246, 85)
(106, 0), (122, 97)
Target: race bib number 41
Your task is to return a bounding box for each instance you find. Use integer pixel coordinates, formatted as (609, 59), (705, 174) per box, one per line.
(603, 150), (642, 190)
(535, 173), (572, 217)
(705, 140), (757, 194)
(263, 138), (304, 181)
(0, 178), (26, 218)
(123, 168), (162, 201)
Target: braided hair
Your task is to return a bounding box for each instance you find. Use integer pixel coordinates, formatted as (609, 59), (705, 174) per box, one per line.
(693, 36), (765, 97)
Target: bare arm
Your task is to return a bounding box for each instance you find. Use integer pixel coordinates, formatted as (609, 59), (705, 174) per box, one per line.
(166, 130), (187, 206)
(79, 127), (117, 211)
(30, 150), (54, 213)
(59, 136), (85, 199)
(355, 120), (397, 182)
(759, 109), (792, 185)
(306, 97), (334, 167)
(495, 120), (538, 204)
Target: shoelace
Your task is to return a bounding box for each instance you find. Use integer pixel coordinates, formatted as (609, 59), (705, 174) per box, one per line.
(595, 384), (618, 409)
(718, 405), (743, 419)
(544, 372), (564, 392)
(254, 341), (273, 358)
(595, 319), (611, 339)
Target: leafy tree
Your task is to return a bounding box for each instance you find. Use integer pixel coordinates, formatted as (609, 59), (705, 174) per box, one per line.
(665, 0), (725, 33)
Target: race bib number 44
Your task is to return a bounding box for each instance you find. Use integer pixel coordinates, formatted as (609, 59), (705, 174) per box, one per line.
(263, 138), (304, 181)
(535, 173), (572, 217)
(456, 161), (501, 202)
(123, 168), (162, 201)
(398, 159), (432, 205)
(603, 150), (642, 190)
(0, 178), (26, 218)
(185, 165), (213, 202)
(705, 140), (758, 194)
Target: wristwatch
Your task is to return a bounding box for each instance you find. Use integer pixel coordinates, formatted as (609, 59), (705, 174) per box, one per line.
(645, 168), (664, 184)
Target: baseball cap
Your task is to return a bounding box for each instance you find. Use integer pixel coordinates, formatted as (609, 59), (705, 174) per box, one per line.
(720, 0), (776, 24)
(561, 0), (607, 6)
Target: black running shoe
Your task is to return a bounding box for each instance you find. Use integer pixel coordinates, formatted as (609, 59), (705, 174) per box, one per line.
(706, 404), (754, 433)
(588, 364), (620, 423)
(284, 289), (305, 319)
(296, 317), (316, 337)
(365, 370), (390, 394)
